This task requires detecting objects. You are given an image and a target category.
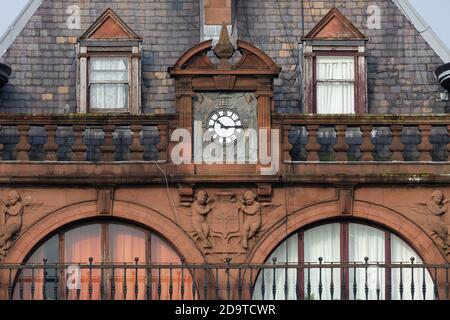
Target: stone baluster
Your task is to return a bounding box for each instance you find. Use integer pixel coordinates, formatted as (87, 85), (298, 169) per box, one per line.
(360, 125), (375, 161)
(44, 125), (58, 161)
(390, 124), (404, 161)
(282, 124), (293, 162)
(305, 125), (321, 162)
(16, 124), (31, 161)
(157, 123), (169, 162)
(417, 125), (433, 162)
(72, 125), (86, 161)
(334, 125), (348, 162)
(101, 125), (116, 162)
(129, 124), (144, 161)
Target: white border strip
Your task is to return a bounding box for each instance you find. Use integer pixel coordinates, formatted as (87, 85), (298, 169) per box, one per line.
(393, 0), (450, 63)
(0, 0), (44, 57)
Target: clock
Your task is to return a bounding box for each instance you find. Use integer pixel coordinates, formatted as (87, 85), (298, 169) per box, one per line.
(207, 108), (243, 144)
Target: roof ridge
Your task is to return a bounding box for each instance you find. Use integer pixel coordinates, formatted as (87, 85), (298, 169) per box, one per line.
(393, 0), (450, 62)
(0, 0), (44, 57)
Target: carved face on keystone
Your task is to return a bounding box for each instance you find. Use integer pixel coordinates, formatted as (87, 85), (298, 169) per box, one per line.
(195, 191), (208, 205)
(243, 191), (257, 205)
(7, 191), (20, 206)
(432, 190), (444, 205)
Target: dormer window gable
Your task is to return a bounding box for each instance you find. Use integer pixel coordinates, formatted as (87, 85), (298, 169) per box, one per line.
(77, 9), (142, 114)
(302, 8), (368, 115)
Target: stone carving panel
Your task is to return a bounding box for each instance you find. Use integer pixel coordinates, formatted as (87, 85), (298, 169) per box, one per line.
(411, 190), (450, 258)
(0, 190), (43, 263)
(179, 189), (279, 257)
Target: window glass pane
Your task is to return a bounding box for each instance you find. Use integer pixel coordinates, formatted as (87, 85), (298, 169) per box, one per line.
(391, 234), (434, 300)
(90, 57), (128, 81)
(349, 224), (385, 300)
(90, 57), (128, 109)
(109, 224), (147, 300)
(316, 56), (354, 81)
(253, 233), (298, 300)
(317, 83), (354, 114)
(304, 223), (341, 300)
(316, 56), (355, 114)
(65, 224), (102, 300)
(90, 84), (128, 109)
(151, 234), (195, 300)
(13, 235), (59, 300)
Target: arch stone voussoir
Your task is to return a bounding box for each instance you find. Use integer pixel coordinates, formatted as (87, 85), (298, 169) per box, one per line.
(4, 200), (204, 265)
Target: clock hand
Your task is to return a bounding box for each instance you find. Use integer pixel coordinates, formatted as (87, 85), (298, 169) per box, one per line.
(217, 120), (230, 129)
(216, 119), (243, 130)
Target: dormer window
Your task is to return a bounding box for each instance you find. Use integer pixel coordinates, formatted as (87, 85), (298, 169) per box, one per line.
(89, 57), (129, 111)
(303, 8), (368, 114)
(77, 9), (142, 114)
(316, 55), (355, 114)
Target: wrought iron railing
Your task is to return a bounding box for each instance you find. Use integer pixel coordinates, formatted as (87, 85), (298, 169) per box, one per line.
(1, 258), (449, 300)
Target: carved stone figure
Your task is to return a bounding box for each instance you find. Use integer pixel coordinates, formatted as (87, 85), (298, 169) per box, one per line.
(411, 190), (449, 256)
(191, 190), (214, 248)
(237, 190), (262, 249)
(0, 191), (24, 262)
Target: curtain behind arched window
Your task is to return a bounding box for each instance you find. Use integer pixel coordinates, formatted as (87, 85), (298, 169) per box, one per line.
(253, 222), (434, 300)
(13, 221), (194, 300)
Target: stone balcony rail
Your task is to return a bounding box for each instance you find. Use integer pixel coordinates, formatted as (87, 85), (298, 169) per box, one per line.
(273, 114), (450, 163)
(0, 114), (448, 185)
(0, 114), (449, 164)
(0, 114), (177, 162)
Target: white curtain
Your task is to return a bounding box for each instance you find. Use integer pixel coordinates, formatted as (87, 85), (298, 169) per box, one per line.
(304, 224), (341, 300)
(253, 233), (298, 300)
(64, 224), (102, 300)
(348, 224), (385, 300)
(90, 57), (128, 109)
(151, 234), (195, 300)
(391, 234), (434, 300)
(316, 56), (355, 114)
(109, 224), (147, 300)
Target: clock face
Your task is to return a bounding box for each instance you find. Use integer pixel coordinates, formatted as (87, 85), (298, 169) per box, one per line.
(207, 109), (243, 144)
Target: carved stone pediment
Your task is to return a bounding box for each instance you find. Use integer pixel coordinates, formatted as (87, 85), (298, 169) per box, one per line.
(79, 8), (142, 41)
(304, 7), (367, 40)
(168, 26), (281, 92)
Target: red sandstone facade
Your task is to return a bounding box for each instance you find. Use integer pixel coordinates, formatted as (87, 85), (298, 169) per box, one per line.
(0, 1), (449, 301)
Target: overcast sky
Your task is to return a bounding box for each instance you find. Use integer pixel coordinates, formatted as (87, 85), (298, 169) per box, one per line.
(0, 0), (449, 49)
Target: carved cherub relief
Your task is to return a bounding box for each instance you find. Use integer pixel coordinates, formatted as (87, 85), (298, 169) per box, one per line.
(237, 190), (280, 250)
(237, 191), (261, 249)
(0, 191), (24, 262)
(0, 190), (42, 263)
(189, 190), (215, 249)
(411, 190), (449, 257)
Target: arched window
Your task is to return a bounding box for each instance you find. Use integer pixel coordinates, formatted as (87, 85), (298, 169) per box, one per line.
(253, 222), (434, 300)
(13, 221), (194, 300)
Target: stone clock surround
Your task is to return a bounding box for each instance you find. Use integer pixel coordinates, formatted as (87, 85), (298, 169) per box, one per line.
(168, 28), (281, 174)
